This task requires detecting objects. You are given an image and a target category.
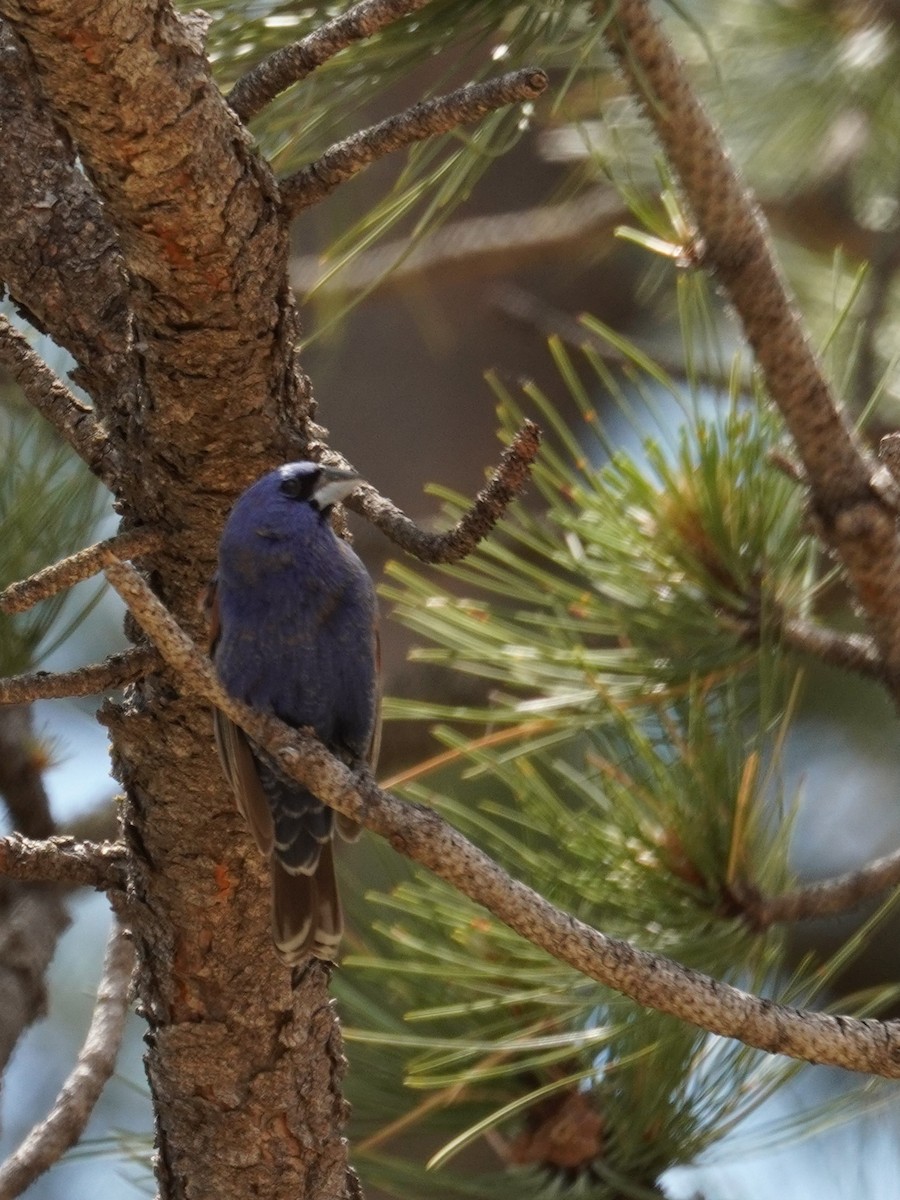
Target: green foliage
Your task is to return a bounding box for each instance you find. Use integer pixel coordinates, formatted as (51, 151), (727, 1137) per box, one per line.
(195, 0), (618, 315)
(0, 399), (107, 676)
(336, 307), (896, 1196)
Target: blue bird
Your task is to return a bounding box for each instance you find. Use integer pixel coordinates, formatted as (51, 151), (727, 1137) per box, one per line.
(208, 462), (380, 964)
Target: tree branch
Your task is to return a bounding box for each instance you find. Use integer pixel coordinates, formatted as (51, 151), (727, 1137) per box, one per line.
(729, 611), (884, 680)
(0, 915), (134, 1200)
(339, 420), (541, 563)
(0, 529), (162, 615)
(280, 69), (549, 215)
(0, 315), (117, 486)
(738, 845), (900, 929)
(0, 647), (160, 704)
(601, 0), (900, 687)
(103, 552), (900, 1079)
(0, 834), (127, 892)
(227, 0), (431, 124)
(779, 617), (883, 679)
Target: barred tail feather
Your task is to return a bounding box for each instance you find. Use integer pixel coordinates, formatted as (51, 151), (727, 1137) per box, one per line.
(270, 841), (343, 964)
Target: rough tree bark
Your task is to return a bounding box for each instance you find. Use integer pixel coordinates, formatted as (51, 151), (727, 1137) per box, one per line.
(0, 2), (344, 1197)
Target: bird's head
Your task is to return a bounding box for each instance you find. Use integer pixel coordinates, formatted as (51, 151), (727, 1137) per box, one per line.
(276, 462), (362, 515)
(219, 462), (364, 558)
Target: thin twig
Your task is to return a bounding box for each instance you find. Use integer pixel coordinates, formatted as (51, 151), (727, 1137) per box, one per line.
(103, 553), (900, 1078)
(0, 916), (134, 1200)
(0, 834), (127, 892)
(338, 420), (541, 562)
(227, 0), (431, 123)
(602, 0), (900, 688)
(0, 315), (117, 487)
(0, 528), (162, 615)
(0, 646), (160, 704)
(738, 844), (900, 929)
(280, 69), (549, 215)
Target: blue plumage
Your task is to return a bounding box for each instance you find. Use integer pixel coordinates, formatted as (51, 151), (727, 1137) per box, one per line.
(209, 462), (379, 964)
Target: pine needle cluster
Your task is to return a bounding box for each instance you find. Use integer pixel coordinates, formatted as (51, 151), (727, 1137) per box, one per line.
(337, 314), (897, 1196)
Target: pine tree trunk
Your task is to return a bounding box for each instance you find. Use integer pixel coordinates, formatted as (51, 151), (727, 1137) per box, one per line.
(0, 3), (356, 1194)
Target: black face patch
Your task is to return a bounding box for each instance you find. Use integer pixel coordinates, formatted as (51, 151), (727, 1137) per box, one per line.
(279, 468), (320, 502)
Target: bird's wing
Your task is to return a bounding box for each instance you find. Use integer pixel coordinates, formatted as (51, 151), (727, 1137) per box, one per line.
(368, 623), (383, 769)
(335, 623), (380, 845)
(205, 576), (275, 857)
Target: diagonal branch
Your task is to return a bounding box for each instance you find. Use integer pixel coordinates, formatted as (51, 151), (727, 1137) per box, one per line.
(0, 315), (117, 486)
(339, 420), (541, 562)
(601, 0), (900, 689)
(0, 915), (134, 1200)
(739, 845), (900, 929)
(0, 834), (127, 892)
(0, 647), (160, 704)
(227, 0), (431, 124)
(0, 528), (162, 615)
(102, 551), (900, 1079)
(280, 69), (548, 215)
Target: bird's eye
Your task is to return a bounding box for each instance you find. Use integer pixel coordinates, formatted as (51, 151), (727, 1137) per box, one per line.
(279, 471), (318, 501)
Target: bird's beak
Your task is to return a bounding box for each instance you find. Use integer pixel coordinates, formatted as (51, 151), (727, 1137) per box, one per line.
(313, 466), (363, 510)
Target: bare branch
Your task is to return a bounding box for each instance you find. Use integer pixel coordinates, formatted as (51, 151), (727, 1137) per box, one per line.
(227, 0), (431, 124)
(729, 611), (884, 680)
(0, 647), (160, 704)
(602, 0), (900, 687)
(739, 845), (900, 928)
(104, 554), (900, 1079)
(0, 916), (134, 1200)
(280, 69), (549, 215)
(0, 315), (117, 486)
(0, 528), (162, 615)
(780, 617), (883, 679)
(339, 420), (541, 562)
(0, 834), (127, 892)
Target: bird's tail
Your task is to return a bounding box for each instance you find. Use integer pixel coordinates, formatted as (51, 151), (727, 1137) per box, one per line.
(270, 840), (343, 964)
